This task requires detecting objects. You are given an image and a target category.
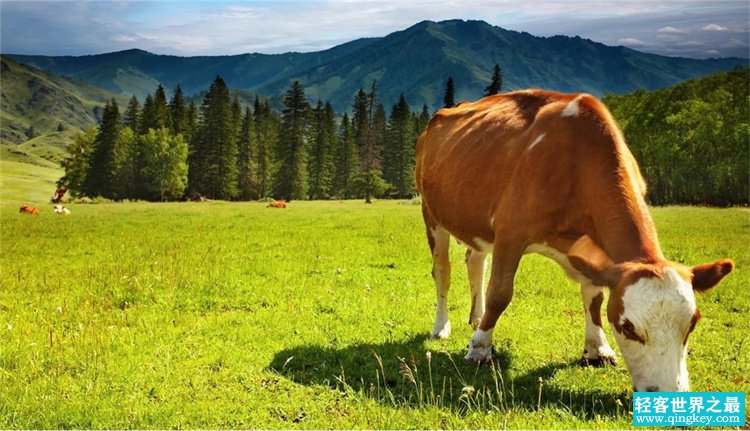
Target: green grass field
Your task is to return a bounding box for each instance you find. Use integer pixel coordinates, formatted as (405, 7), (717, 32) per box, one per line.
(0, 200), (748, 429)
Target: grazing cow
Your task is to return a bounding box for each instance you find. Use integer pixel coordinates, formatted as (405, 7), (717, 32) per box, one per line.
(53, 204), (71, 215)
(267, 200), (287, 208)
(19, 204), (39, 215)
(415, 90), (734, 392)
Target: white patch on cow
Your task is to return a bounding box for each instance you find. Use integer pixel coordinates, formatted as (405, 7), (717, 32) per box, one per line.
(528, 133), (546, 151)
(581, 283), (616, 360)
(432, 312), (451, 339)
(465, 328), (494, 363)
(489, 215), (495, 227)
(615, 268), (695, 392)
(466, 250), (487, 328)
(561, 96), (583, 117)
(525, 243), (589, 284)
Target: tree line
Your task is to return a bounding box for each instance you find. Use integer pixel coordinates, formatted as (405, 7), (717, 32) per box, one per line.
(61, 63), (743, 206)
(61, 77), (435, 202)
(603, 67), (748, 206)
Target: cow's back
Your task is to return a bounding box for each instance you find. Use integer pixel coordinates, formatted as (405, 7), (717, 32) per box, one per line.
(416, 90), (648, 253)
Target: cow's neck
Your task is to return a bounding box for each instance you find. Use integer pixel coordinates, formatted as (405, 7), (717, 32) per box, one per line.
(594, 180), (664, 264)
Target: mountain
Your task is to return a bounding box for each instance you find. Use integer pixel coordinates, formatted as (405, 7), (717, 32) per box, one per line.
(7, 37), (379, 109)
(6, 20), (748, 113)
(0, 55), (129, 145)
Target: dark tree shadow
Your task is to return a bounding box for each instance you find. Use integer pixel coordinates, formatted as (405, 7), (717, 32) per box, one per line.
(268, 334), (630, 419)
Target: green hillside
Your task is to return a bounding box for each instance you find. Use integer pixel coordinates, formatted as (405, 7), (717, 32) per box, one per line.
(0, 56), (128, 144)
(8, 20), (746, 112)
(0, 146), (62, 207)
(0, 56), (130, 207)
(604, 67), (749, 206)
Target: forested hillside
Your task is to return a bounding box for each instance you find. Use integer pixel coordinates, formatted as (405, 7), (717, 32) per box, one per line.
(604, 67), (749, 206)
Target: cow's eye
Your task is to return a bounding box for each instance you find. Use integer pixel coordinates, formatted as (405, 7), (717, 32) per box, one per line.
(621, 319), (646, 344)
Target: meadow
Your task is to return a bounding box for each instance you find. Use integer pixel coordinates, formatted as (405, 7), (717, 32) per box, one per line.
(0, 200), (748, 429)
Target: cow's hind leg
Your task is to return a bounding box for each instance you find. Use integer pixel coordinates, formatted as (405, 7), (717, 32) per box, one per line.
(465, 248), (487, 328)
(580, 282), (616, 366)
(465, 240), (524, 364)
(422, 202), (453, 339)
(428, 225), (452, 339)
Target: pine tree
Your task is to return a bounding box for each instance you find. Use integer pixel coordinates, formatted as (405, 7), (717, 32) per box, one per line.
(184, 101), (198, 143)
(189, 75), (238, 199)
(419, 104), (430, 125)
(170, 85), (188, 136)
(123, 95), (140, 130)
(333, 112), (358, 198)
(307, 101), (336, 199)
(352, 81), (388, 203)
(484, 63), (503, 96)
(413, 104), (431, 142)
(153, 84), (172, 131)
(254, 97), (278, 199)
(444, 76), (455, 108)
(273, 80), (309, 200)
(384, 94), (416, 197)
(139, 94), (156, 135)
(352, 89), (369, 149)
(237, 106), (258, 200)
(86, 99), (122, 198)
(230, 95), (243, 142)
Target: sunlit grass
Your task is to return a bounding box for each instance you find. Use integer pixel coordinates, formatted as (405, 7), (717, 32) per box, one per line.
(0, 201), (747, 428)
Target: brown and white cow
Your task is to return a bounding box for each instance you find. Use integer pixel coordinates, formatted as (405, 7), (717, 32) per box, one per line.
(415, 90), (734, 392)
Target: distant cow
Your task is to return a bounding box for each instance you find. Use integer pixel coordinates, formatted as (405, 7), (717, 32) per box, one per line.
(19, 204), (39, 215)
(53, 204), (71, 215)
(415, 90), (733, 392)
(267, 200), (287, 208)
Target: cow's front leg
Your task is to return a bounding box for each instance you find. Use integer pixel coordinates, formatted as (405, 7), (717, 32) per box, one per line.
(580, 282), (616, 366)
(465, 242), (523, 364)
(429, 226), (452, 339)
(465, 248), (487, 328)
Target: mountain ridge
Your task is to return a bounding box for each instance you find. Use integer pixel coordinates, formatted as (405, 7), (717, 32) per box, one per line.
(5, 19), (747, 112)
(0, 55), (129, 144)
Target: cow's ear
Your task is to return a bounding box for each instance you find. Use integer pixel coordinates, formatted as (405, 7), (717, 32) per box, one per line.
(692, 259), (734, 292)
(567, 235), (620, 287)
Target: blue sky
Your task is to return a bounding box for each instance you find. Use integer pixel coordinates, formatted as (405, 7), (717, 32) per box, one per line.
(1, 1), (748, 58)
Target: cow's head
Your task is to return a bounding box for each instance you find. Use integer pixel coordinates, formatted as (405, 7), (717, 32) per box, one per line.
(569, 239), (733, 392)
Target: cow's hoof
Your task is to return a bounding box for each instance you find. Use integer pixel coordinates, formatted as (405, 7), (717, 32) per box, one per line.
(579, 349), (617, 367)
(468, 316), (482, 329)
(431, 320), (451, 339)
(464, 346), (492, 365)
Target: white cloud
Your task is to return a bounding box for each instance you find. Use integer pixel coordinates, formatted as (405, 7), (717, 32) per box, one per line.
(658, 26), (688, 34)
(618, 38), (646, 46)
(702, 23), (730, 32)
(1, 1), (747, 59)
(113, 35), (138, 43)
